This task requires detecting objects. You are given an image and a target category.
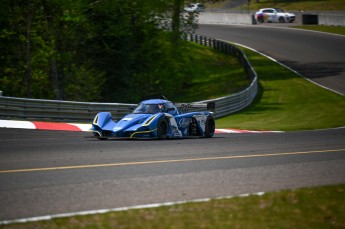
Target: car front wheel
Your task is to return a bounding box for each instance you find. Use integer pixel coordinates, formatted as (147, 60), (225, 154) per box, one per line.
(157, 116), (168, 139)
(279, 17), (285, 23)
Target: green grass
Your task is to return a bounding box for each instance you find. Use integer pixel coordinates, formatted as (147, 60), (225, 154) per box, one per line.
(2, 184), (344, 229)
(175, 42), (249, 102)
(1, 2), (344, 227)
(178, 39), (345, 131)
(201, 0), (345, 131)
(291, 25), (345, 36)
(216, 48), (345, 131)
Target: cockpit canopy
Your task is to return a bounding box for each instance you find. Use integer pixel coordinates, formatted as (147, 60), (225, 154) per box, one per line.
(132, 99), (178, 115)
(133, 103), (164, 114)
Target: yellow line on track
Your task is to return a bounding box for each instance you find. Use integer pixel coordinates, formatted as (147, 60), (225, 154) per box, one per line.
(1, 148), (344, 174)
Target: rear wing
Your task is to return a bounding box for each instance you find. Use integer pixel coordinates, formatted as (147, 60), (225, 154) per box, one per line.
(176, 102), (215, 114)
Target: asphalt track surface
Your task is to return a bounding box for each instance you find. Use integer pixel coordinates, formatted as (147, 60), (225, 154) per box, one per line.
(1, 128), (345, 221)
(198, 24), (345, 95)
(1, 25), (345, 222)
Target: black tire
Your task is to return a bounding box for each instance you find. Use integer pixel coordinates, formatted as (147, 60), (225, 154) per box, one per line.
(204, 115), (215, 138)
(279, 17), (285, 23)
(157, 116), (168, 140)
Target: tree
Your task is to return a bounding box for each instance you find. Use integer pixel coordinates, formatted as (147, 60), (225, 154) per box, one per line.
(0, 0), (201, 102)
(0, 0), (105, 101)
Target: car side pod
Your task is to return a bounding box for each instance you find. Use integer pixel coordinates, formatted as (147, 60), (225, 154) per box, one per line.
(164, 113), (183, 138)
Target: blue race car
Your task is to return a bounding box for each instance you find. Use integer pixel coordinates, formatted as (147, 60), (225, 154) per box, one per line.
(91, 99), (215, 140)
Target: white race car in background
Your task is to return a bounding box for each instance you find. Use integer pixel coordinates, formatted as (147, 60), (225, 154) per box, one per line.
(255, 8), (296, 23)
(184, 3), (205, 13)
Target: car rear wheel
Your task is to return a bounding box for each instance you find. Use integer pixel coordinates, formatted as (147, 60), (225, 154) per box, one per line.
(205, 115), (215, 138)
(157, 116), (168, 139)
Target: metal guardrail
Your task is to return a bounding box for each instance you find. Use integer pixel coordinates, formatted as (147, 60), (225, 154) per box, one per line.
(0, 34), (258, 122)
(0, 97), (209, 122)
(184, 34), (258, 118)
(0, 96), (136, 122)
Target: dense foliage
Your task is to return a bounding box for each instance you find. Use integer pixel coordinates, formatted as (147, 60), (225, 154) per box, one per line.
(0, 0), (200, 102)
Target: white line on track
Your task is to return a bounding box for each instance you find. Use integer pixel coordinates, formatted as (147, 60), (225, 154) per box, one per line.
(0, 191), (266, 225)
(231, 42), (344, 96)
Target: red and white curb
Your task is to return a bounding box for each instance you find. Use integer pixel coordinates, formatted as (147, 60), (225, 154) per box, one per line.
(0, 119), (282, 133)
(0, 120), (91, 132)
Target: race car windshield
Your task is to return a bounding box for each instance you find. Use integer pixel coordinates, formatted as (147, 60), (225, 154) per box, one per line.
(133, 104), (165, 114)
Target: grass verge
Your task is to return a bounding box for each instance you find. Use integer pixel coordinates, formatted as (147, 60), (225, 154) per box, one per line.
(291, 25), (345, 36)
(175, 42), (249, 102)
(2, 6), (344, 227)
(216, 47), (345, 131)
(2, 184), (344, 229)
